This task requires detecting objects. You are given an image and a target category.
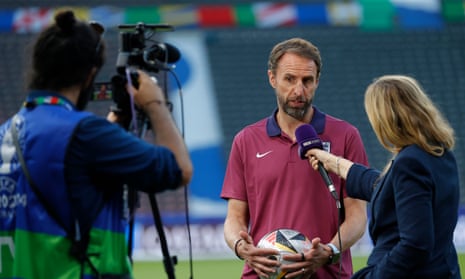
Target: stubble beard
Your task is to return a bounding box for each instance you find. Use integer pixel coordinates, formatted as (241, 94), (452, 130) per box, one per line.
(76, 75), (97, 111)
(76, 85), (93, 111)
(279, 95), (312, 121)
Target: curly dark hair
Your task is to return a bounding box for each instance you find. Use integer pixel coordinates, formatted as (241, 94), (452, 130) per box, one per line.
(27, 10), (105, 91)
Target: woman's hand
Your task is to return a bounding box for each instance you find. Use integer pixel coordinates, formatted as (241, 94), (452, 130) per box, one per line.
(307, 149), (353, 179)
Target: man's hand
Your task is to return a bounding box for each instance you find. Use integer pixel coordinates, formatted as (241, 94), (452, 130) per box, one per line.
(237, 231), (281, 279)
(127, 70), (166, 111)
(280, 237), (330, 278)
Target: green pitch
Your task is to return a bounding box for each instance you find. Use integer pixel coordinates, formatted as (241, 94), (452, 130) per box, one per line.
(133, 253), (465, 278)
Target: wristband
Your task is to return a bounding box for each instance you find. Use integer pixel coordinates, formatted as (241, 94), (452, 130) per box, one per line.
(234, 238), (245, 260)
(326, 243), (341, 265)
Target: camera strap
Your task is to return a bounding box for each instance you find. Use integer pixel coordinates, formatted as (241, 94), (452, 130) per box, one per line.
(10, 115), (101, 279)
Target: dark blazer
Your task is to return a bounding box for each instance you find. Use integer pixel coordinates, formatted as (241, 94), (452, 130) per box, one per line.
(346, 144), (461, 279)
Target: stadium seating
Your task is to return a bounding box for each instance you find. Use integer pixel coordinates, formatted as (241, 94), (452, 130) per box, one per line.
(1, 16), (464, 207)
(207, 26), (465, 184)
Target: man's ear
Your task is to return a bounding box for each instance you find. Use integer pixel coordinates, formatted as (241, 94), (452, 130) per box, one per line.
(268, 69), (276, 88)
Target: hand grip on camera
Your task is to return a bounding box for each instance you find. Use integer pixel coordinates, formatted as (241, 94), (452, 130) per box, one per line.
(128, 70), (140, 89)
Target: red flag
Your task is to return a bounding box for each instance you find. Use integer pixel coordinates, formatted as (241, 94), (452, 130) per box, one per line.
(198, 5), (235, 27)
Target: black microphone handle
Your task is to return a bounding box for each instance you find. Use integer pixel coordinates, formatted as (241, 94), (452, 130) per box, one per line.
(317, 161), (339, 201)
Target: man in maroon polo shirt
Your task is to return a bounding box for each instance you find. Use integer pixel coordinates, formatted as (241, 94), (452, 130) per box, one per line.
(221, 38), (368, 279)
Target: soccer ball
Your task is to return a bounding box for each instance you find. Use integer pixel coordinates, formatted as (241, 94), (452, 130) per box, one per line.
(257, 228), (311, 279)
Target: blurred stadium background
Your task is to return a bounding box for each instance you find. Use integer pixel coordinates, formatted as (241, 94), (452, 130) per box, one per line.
(1, 0), (464, 272)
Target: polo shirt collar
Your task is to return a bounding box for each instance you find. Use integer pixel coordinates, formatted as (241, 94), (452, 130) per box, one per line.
(266, 106), (326, 137)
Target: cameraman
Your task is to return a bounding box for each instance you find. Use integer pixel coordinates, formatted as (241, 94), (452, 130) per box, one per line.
(0, 10), (192, 279)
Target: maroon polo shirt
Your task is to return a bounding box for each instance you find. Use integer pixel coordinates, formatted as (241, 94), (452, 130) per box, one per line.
(221, 106), (369, 279)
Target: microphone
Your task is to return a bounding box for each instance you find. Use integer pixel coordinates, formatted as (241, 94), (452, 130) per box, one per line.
(295, 124), (339, 201)
(116, 43), (181, 74)
(146, 42), (181, 64)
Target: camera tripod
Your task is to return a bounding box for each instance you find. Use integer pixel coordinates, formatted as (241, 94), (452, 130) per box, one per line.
(124, 107), (179, 279)
(122, 69), (183, 279)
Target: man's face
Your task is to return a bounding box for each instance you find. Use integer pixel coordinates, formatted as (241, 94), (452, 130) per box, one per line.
(268, 52), (319, 121)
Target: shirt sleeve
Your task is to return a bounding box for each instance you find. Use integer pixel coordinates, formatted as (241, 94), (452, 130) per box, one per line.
(220, 130), (247, 201)
(346, 163), (380, 201)
(339, 124), (369, 200)
(66, 115), (182, 193)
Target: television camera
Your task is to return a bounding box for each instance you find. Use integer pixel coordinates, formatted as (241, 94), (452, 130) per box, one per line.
(92, 23), (184, 279)
(93, 22), (180, 129)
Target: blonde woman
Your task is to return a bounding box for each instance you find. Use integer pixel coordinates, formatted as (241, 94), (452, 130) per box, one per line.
(307, 75), (461, 279)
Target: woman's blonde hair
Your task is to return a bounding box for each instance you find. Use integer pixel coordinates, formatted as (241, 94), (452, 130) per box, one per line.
(364, 75), (455, 157)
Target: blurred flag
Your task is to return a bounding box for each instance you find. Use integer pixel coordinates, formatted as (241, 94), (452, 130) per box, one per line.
(296, 3), (329, 25)
(90, 6), (124, 28)
(392, 0), (443, 29)
(359, 0), (394, 30)
(327, 1), (362, 26)
(0, 10), (14, 32)
(159, 4), (198, 29)
(441, 0), (465, 22)
(252, 3), (297, 28)
(234, 4), (256, 27)
(198, 5), (235, 27)
(125, 6), (160, 25)
(13, 8), (53, 33)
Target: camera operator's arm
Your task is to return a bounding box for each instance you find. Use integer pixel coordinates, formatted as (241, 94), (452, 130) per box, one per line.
(130, 70), (193, 186)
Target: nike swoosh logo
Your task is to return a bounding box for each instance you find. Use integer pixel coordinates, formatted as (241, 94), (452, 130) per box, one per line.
(256, 151), (273, 158)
